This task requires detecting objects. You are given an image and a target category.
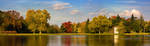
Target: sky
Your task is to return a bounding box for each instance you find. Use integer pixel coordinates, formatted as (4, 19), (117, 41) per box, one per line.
(0, 0), (150, 26)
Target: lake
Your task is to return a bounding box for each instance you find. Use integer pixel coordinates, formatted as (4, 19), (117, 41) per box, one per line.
(0, 35), (150, 46)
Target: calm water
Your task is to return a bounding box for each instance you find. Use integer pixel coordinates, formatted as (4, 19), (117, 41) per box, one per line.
(0, 35), (150, 46)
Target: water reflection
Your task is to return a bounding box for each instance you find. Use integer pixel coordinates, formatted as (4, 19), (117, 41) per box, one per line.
(114, 35), (119, 46)
(0, 35), (150, 46)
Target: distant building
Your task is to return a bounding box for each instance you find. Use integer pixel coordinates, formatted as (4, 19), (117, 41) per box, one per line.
(114, 27), (119, 34)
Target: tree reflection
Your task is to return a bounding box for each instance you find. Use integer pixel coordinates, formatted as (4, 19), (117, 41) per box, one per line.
(0, 35), (150, 46)
(87, 35), (114, 46)
(25, 36), (49, 46)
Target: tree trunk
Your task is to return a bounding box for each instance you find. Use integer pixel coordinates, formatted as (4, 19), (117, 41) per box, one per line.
(39, 31), (42, 34)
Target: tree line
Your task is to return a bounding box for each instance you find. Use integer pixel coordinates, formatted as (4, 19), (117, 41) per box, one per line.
(0, 9), (150, 34)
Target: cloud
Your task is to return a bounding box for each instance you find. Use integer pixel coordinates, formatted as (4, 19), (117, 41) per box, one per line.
(88, 12), (97, 15)
(131, 9), (142, 16)
(88, 8), (108, 15)
(70, 9), (80, 15)
(52, 2), (72, 10)
(120, 9), (142, 17)
(50, 16), (72, 26)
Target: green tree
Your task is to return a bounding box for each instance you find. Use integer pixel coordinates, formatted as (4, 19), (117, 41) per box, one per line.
(60, 25), (67, 33)
(85, 18), (89, 33)
(139, 15), (145, 32)
(129, 14), (137, 33)
(47, 25), (60, 33)
(111, 14), (121, 26)
(144, 21), (150, 32)
(88, 15), (112, 33)
(125, 14), (143, 33)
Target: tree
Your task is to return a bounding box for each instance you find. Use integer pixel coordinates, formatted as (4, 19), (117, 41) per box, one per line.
(85, 18), (89, 33)
(25, 9), (37, 33)
(123, 14), (143, 33)
(78, 22), (86, 33)
(0, 10), (24, 32)
(88, 15), (112, 33)
(0, 10), (5, 31)
(25, 9), (50, 34)
(144, 21), (150, 32)
(60, 24), (67, 33)
(118, 21), (126, 33)
(72, 23), (79, 33)
(61, 21), (72, 33)
(47, 25), (60, 33)
(129, 14), (137, 33)
(110, 14), (121, 26)
(139, 15), (145, 32)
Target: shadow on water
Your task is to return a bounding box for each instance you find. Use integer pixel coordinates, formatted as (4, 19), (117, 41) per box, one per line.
(0, 35), (150, 46)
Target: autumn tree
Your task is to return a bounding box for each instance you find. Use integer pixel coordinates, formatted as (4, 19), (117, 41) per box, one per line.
(25, 9), (50, 34)
(0, 10), (24, 32)
(60, 21), (73, 33)
(72, 23), (79, 33)
(0, 10), (5, 31)
(77, 22), (86, 33)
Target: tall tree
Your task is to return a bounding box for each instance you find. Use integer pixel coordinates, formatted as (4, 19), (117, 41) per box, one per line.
(131, 14), (135, 22)
(85, 18), (89, 33)
(144, 21), (150, 32)
(25, 9), (50, 34)
(25, 9), (37, 33)
(139, 15), (145, 32)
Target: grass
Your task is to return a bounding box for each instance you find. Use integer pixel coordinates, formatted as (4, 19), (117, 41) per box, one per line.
(121, 33), (150, 35)
(0, 33), (150, 36)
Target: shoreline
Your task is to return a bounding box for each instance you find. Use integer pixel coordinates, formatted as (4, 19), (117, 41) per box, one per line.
(0, 33), (150, 36)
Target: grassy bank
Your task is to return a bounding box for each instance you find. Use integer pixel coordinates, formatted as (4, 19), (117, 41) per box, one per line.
(0, 33), (150, 36)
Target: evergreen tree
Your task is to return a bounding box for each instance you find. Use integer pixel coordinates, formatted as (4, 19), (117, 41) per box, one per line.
(131, 14), (135, 22)
(139, 15), (145, 32)
(85, 18), (89, 33)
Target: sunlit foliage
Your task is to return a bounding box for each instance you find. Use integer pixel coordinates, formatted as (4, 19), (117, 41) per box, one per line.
(25, 9), (50, 33)
(88, 15), (112, 33)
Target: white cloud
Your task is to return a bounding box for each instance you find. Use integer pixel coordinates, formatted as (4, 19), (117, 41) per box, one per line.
(120, 9), (142, 17)
(52, 2), (72, 10)
(70, 9), (80, 15)
(88, 12), (97, 15)
(88, 8), (107, 15)
(50, 16), (72, 26)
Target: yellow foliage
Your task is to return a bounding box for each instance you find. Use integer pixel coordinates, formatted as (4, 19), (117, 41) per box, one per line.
(25, 9), (50, 33)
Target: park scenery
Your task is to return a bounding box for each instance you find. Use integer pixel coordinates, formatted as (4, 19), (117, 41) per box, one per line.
(0, 9), (148, 34)
(0, 0), (150, 46)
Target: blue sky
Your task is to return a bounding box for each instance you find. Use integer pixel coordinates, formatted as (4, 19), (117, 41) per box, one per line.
(0, 0), (150, 26)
